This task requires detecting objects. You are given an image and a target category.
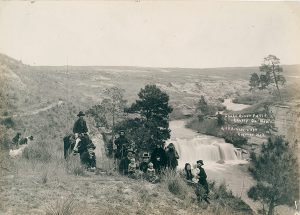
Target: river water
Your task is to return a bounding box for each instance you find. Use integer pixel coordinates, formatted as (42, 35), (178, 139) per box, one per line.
(167, 120), (260, 211)
(167, 97), (262, 212)
(223, 98), (250, 111)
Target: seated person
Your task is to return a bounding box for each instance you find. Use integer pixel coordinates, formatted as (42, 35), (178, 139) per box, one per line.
(139, 152), (150, 173)
(128, 158), (139, 178)
(87, 142), (96, 171)
(76, 134), (96, 170)
(146, 162), (159, 183)
(183, 163), (194, 182)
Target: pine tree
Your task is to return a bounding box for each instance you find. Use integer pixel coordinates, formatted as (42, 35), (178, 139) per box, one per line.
(126, 84), (173, 151)
(249, 55), (286, 100)
(248, 136), (299, 215)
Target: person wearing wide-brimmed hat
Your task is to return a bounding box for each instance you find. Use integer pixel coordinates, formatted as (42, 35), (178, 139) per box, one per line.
(139, 152), (151, 173)
(73, 111), (89, 153)
(196, 160), (210, 204)
(73, 111), (88, 134)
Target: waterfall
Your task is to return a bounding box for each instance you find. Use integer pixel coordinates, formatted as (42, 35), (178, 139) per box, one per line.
(167, 135), (242, 168)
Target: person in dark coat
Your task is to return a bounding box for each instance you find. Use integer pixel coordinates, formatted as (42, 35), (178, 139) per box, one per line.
(11, 132), (21, 148)
(196, 160), (210, 204)
(73, 111), (88, 134)
(114, 130), (130, 160)
(166, 143), (179, 170)
(73, 111), (89, 153)
(119, 151), (133, 175)
(139, 152), (150, 173)
(78, 134), (96, 170)
(150, 143), (167, 174)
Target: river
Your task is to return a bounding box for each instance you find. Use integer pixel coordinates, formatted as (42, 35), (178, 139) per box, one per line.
(223, 98), (250, 111)
(167, 98), (261, 212)
(168, 120), (260, 211)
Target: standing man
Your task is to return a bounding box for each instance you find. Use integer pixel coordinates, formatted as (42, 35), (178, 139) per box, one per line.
(151, 143), (167, 174)
(196, 160), (210, 204)
(114, 130), (130, 161)
(73, 111), (89, 153)
(166, 143), (180, 170)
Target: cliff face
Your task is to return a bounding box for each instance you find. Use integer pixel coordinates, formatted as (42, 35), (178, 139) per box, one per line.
(271, 101), (300, 145)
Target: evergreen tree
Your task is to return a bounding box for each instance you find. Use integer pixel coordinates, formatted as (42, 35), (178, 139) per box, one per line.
(249, 72), (260, 91)
(248, 136), (299, 215)
(126, 84), (173, 151)
(249, 55), (286, 100)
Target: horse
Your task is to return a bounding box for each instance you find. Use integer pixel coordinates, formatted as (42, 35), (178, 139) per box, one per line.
(63, 133), (96, 169)
(63, 134), (76, 159)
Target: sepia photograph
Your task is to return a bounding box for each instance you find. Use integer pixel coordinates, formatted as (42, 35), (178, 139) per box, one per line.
(0, 1), (299, 215)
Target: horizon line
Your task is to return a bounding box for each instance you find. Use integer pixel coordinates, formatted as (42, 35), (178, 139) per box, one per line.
(1, 52), (300, 70)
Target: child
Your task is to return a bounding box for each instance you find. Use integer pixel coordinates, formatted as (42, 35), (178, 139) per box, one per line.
(146, 162), (159, 183)
(128, 158), (138, 178)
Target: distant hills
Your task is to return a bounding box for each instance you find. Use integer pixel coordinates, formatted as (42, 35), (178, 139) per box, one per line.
(0, 53), (299, 117)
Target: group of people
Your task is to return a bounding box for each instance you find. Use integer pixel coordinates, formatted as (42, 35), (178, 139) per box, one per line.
(113, 130), (180, 183)
(118, 151), (160, 183)
(70, 111), (210, 202)
(183, 161), (210, 204)
(113, 129), (210, 203)
(11, 110), (210, 203)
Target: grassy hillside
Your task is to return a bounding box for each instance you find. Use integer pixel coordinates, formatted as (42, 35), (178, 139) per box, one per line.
(1, 53), (299, 214)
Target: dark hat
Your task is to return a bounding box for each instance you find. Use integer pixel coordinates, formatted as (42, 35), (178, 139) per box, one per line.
(77, 111), (85, 117)
(168, 143), (174, 148)
(119, 130), (125, 134)
(142, 152), (150, 158)
(197, 160), (204, 165)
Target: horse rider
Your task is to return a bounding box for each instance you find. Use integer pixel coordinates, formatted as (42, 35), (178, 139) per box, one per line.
(73, 111), (89, 153)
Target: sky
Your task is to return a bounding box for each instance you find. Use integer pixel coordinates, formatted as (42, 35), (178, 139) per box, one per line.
(0, 1), (299, 68)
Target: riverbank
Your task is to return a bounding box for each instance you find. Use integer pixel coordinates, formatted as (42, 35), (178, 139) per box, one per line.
(168, 120), (259, 213)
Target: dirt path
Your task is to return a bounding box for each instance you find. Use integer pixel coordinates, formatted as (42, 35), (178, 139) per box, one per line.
(0, 100), (64, 119)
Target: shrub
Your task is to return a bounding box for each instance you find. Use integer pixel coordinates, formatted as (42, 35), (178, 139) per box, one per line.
(40, 170), (49, 184)
(45, 196), (80, 215)
(162, 170), (191, 200)
(0, 125), (10, 150)
(65, 156), (86, 176)
(222, 131), (248, 148)
(187, 118), (220, 136)
(22, 144), (52, 162)
(1, 117), (15, 129)
(211, 183), (253, 214)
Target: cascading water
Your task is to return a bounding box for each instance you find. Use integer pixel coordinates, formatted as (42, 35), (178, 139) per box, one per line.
(168, 136), (241, 168)
(167, 120), (245, 168)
